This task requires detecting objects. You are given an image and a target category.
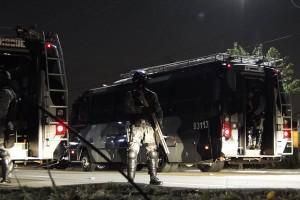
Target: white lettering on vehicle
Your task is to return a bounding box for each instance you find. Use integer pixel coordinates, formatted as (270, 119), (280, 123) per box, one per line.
(0, 38), (26, 48)
(193, 120), (209, 130)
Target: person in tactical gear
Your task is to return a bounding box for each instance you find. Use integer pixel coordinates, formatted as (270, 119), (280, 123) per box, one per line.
(246, 88), (265, 149)
(0, 70), (16, 183)
(125, 70), (163, 185)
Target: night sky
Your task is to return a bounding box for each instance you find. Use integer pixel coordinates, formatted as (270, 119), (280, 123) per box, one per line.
(1, 0), (300, 113)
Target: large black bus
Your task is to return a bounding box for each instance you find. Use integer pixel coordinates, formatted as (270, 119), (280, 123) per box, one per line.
(71, 53), (292, 172)
(0, 27), (68, 162)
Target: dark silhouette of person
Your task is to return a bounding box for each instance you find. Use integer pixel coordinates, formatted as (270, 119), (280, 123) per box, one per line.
(125, 70), (163, 185)
(246, 88), (265, 149)
(0, 70), (16, 183)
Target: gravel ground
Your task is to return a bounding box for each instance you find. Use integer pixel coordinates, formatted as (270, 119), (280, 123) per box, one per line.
(0, 182), (299, 200)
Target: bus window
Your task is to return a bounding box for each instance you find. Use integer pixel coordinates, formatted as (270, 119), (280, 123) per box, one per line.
(114, 90), (129, 122)
(148, 75), (172, 116)
(168, 69), (220, 118)
(90, 92), (114, 124)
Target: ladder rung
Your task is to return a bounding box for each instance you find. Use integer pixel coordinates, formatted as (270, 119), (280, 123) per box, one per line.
(281, 109), (292, 111)
(47, 57), (61, 60)
(49, 122), (68, 125)
(282, 117), (292, 120)
(49, 89), (67, 92)
(282, 111), (292, 114)
(49, 105), (68, 108)
(48, 73), (65, 76)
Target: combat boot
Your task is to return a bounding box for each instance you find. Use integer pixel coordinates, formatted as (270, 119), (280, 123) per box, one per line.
(147, 154), (162, 185)
(149, 176), (162, 185)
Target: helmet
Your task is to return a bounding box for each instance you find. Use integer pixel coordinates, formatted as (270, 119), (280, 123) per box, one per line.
(132, 70), (148, 85)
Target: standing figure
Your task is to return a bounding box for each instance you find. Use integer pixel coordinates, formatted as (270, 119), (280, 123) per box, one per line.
(125, 70), (163, 185)
(246, 88), (265, 149)
(0, 70), (16, 183)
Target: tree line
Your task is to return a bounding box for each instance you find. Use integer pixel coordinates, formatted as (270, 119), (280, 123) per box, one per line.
(227, 42), (300, 94)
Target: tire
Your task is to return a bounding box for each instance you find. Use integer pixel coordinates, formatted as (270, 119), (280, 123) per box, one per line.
(158, 162), (171, 172)
(157, 149), (170, 172)
(198, 160), (225, 172)
(81, 152), (97, 171)
(157, 149), (178, 172)
(169, 163), (179, 172)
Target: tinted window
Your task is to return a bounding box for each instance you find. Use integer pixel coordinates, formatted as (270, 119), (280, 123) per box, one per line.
(90, 91), (114, 124)
(76, 96), (90, 124)
(166, 68), (220, 118)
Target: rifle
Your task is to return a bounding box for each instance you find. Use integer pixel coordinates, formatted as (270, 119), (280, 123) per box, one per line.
(151, 112), (170, 154)
(138, 92), (170, 155)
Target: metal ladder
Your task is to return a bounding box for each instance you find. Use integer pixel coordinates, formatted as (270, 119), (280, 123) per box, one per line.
(277, 75), (293, 154)
(43, 32), (68, 122)
(120, 53), (276, 79)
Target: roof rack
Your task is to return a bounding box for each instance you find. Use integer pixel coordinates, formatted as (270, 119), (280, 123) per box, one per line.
(120, 53), (279, 79)
(0, 26), (47, 41)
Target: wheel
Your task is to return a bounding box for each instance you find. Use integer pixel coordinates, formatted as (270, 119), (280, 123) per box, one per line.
(81, 152), (97, 171)
(158, 162), (171, 172)
(198, 160), (225, 172)
(169, 163), (179, 172)
(157, 149), (178, 172)
(157, 149), (170, 172)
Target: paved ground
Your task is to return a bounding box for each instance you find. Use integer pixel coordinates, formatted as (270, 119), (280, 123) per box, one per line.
(2, 167), (300, 189)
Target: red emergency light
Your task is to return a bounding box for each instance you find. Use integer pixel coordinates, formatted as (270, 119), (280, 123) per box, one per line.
(222, 118), (232, 140)
(223, 127), (231, 139)
(283, 130), (291, 139)
(226, 63), (232, 69)
(56, 123), (66, 135)
(45, 42), (52, 49)
(283, 120), (291, 139)
(222, 62), (233, 69)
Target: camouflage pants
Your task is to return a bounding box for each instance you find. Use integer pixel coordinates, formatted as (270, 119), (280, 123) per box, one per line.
(129, 120), (157, 155)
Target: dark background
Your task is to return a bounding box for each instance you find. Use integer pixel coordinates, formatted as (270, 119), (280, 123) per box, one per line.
(1, 0), (300, 114)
